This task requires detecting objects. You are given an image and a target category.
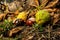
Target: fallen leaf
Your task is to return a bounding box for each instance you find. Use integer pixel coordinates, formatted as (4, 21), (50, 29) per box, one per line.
(0, 14), (6, 21)
(8, 27), (24, 37)
(27, 0), (39, 7)
(45, 0), (59, 8)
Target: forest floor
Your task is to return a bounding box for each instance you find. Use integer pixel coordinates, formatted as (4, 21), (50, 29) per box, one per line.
(0, 0), (60, 40)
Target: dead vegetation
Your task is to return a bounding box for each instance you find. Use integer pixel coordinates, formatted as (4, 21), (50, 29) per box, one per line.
(0, 0), (60, 40)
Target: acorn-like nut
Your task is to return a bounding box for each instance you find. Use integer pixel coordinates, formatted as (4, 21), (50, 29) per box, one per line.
(26, 20), (33, 26)
(13, 19), (25, 26)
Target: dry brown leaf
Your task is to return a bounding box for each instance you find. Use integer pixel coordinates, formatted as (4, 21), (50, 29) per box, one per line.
(28, 11), (36, 17)
(53, 14), (59, 19)
(50, 12), (54, 16)
(53, 14), (60, 25)
(40, 0), (49, 8)
(14, 10), (19, 15)
(34, 0), (39, 6)
(45, 0), (59, 8)
(27, 0), (39, 7)
(0, 14), (6, 21)
(53, 18), (59, 25)
(44, 8), (57, 12)
(8, 27), (24, 37)
(28, 9), (37, 18)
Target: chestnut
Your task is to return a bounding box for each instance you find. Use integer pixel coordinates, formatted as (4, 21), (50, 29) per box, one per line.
(13, 19), (25, 26)
(26, 20), (33, 26)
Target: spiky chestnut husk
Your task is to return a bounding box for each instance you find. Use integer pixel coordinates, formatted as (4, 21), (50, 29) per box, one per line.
(35, 10), (50, 24)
